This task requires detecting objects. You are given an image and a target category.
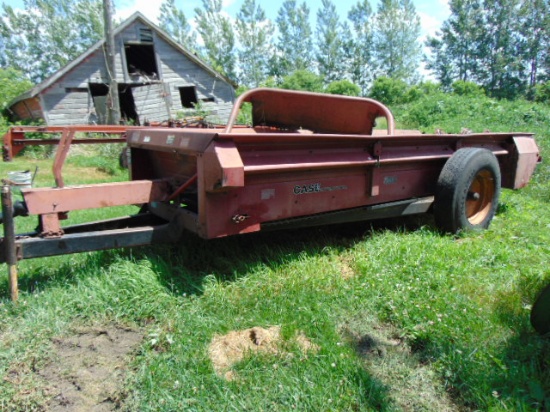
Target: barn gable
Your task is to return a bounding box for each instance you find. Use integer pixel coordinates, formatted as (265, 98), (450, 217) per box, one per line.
(9, 12), (236, 126)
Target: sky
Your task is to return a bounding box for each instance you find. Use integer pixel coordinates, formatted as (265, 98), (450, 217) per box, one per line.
(4, 0), (451, 43)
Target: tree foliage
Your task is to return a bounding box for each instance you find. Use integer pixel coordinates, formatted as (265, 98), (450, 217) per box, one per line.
(533, 81), (550, 102)
(1, 0), (547, 105)
(195, 0), (236, 80)
(348, 0), (375, 95)
(0, 0), (103, 83)
(369, 76), (410, 105)
(519, 0), (550, 90)
(427, 0), (550, 99)
(273, 0), (313, 78)
(451, 80), (485, 97)
(236, 0), (272, 87)
(373, 0), (422, 83)
(0, 67), (34, 131)
(326, 80), (361, 96)
(478, 0), (524, 98)
(315, 0), (347, 83)
(159, 0), (197, 52)
(279, 70), (324, 92)
(0, 67), (32, 111)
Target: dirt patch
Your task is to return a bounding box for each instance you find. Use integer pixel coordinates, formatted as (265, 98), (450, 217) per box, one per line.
(40, 325), (143, 411)
(209, 326), (318, 380)
(342, 322), (458, 411)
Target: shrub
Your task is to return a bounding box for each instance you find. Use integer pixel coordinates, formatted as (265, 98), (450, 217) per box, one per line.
(369, 77), (410, 105)
(452, 80), (485, 97)
(279, 70), (324, 93)
(405, 81), (442, 102)
(534, 81), (550, 104)
(326, 80), (361, 96)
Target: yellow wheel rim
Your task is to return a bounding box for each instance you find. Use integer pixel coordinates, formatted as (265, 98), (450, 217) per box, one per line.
(466, 169), (495, 225)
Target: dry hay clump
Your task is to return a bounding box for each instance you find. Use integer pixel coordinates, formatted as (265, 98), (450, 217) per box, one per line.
(208, 326), (319, 380)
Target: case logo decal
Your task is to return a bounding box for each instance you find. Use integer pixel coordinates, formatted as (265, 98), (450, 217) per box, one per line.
(293, 183), (348, 195)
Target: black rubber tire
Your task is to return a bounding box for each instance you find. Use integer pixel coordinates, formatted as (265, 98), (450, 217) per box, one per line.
(434, 148), (501, 233)
(531, 283), (550, 336)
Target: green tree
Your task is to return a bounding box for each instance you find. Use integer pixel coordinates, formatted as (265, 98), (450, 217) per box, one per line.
(452, 80), (485, 96)
(279, 70), (324, 92)
(426, 0), (542, 98)
(534, 80), (550, 102)
(477, 0), (525, 98)
(519, 0), (550, 93)
(195, 0), (236, 80)
(315, 0), (346, 83)
(236, 0), (272, 87)
(326, 80), (361, 96)
(369, 76), (409, 105)
(0, 0), (103, 83)
(373, 0), (422, 83)
(159, 0), (197, 52)
(0, 67), (34, 131)
(272, 0), (313, 78)
(425, 36), (455, 89)
(426, 0), (484, 85)
(348, 0), (375, 95)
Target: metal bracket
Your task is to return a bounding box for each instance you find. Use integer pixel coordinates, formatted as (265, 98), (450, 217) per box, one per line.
(40, 213), (65, 238)
(373, 141), (382, 167)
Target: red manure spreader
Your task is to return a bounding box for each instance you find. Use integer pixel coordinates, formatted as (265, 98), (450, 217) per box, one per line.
(0, 88), (540, 301)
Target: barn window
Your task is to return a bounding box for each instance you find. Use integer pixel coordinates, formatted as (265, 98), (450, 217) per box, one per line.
(139, 28), (153, 42)
(65, 87), (88, 93)
(125, 43), (159, 80)
(179, 86), (198, 108)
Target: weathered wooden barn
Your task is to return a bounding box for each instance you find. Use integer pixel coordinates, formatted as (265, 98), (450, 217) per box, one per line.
(8, 12), (236, 126)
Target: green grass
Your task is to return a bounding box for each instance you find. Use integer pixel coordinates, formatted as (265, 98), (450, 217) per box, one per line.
(0, 102), (549, 410)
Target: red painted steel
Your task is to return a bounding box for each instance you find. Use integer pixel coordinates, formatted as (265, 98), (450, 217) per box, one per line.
(3, 89), (541, 250)
(225, 88), (395, 135)
(2, 125), (130, 161)
(23, 180), (170, 215)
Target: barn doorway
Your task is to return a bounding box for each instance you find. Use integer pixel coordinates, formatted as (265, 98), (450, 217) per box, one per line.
(88, 83), (139, 125)
(118, 84), (139, 125)
(89, 83), (109, 124)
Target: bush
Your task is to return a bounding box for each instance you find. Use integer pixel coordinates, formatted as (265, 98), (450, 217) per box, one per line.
(326, 80), (361, 96)
(452, 80), (485, 97)
(279, 70), (324, 93)
(534, 81), (550, 104)
(399, 91), (550, 138)
(369, 77), (409, 105)
(405, 81), (442, 102)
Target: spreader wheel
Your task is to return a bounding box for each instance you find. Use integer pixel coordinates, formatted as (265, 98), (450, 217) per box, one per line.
(531, 284), (550, 336)
(434, 148), (501, 233)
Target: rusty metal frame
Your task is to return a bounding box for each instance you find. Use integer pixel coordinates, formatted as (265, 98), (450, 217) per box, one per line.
(2, 125), (130, 161)
(0, 89), (541, 302)
(225, 88), (396, 135)
(0, 213), (186, 263)
(23, 180), (170, 215)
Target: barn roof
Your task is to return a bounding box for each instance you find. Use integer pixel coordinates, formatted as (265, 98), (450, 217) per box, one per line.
(10, 12), (237, 107)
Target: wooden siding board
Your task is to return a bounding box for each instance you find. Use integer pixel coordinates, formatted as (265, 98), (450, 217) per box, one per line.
(132, 83), (169, 123)
(49, 49), (109, 88)
(42, 90), (95, 125)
